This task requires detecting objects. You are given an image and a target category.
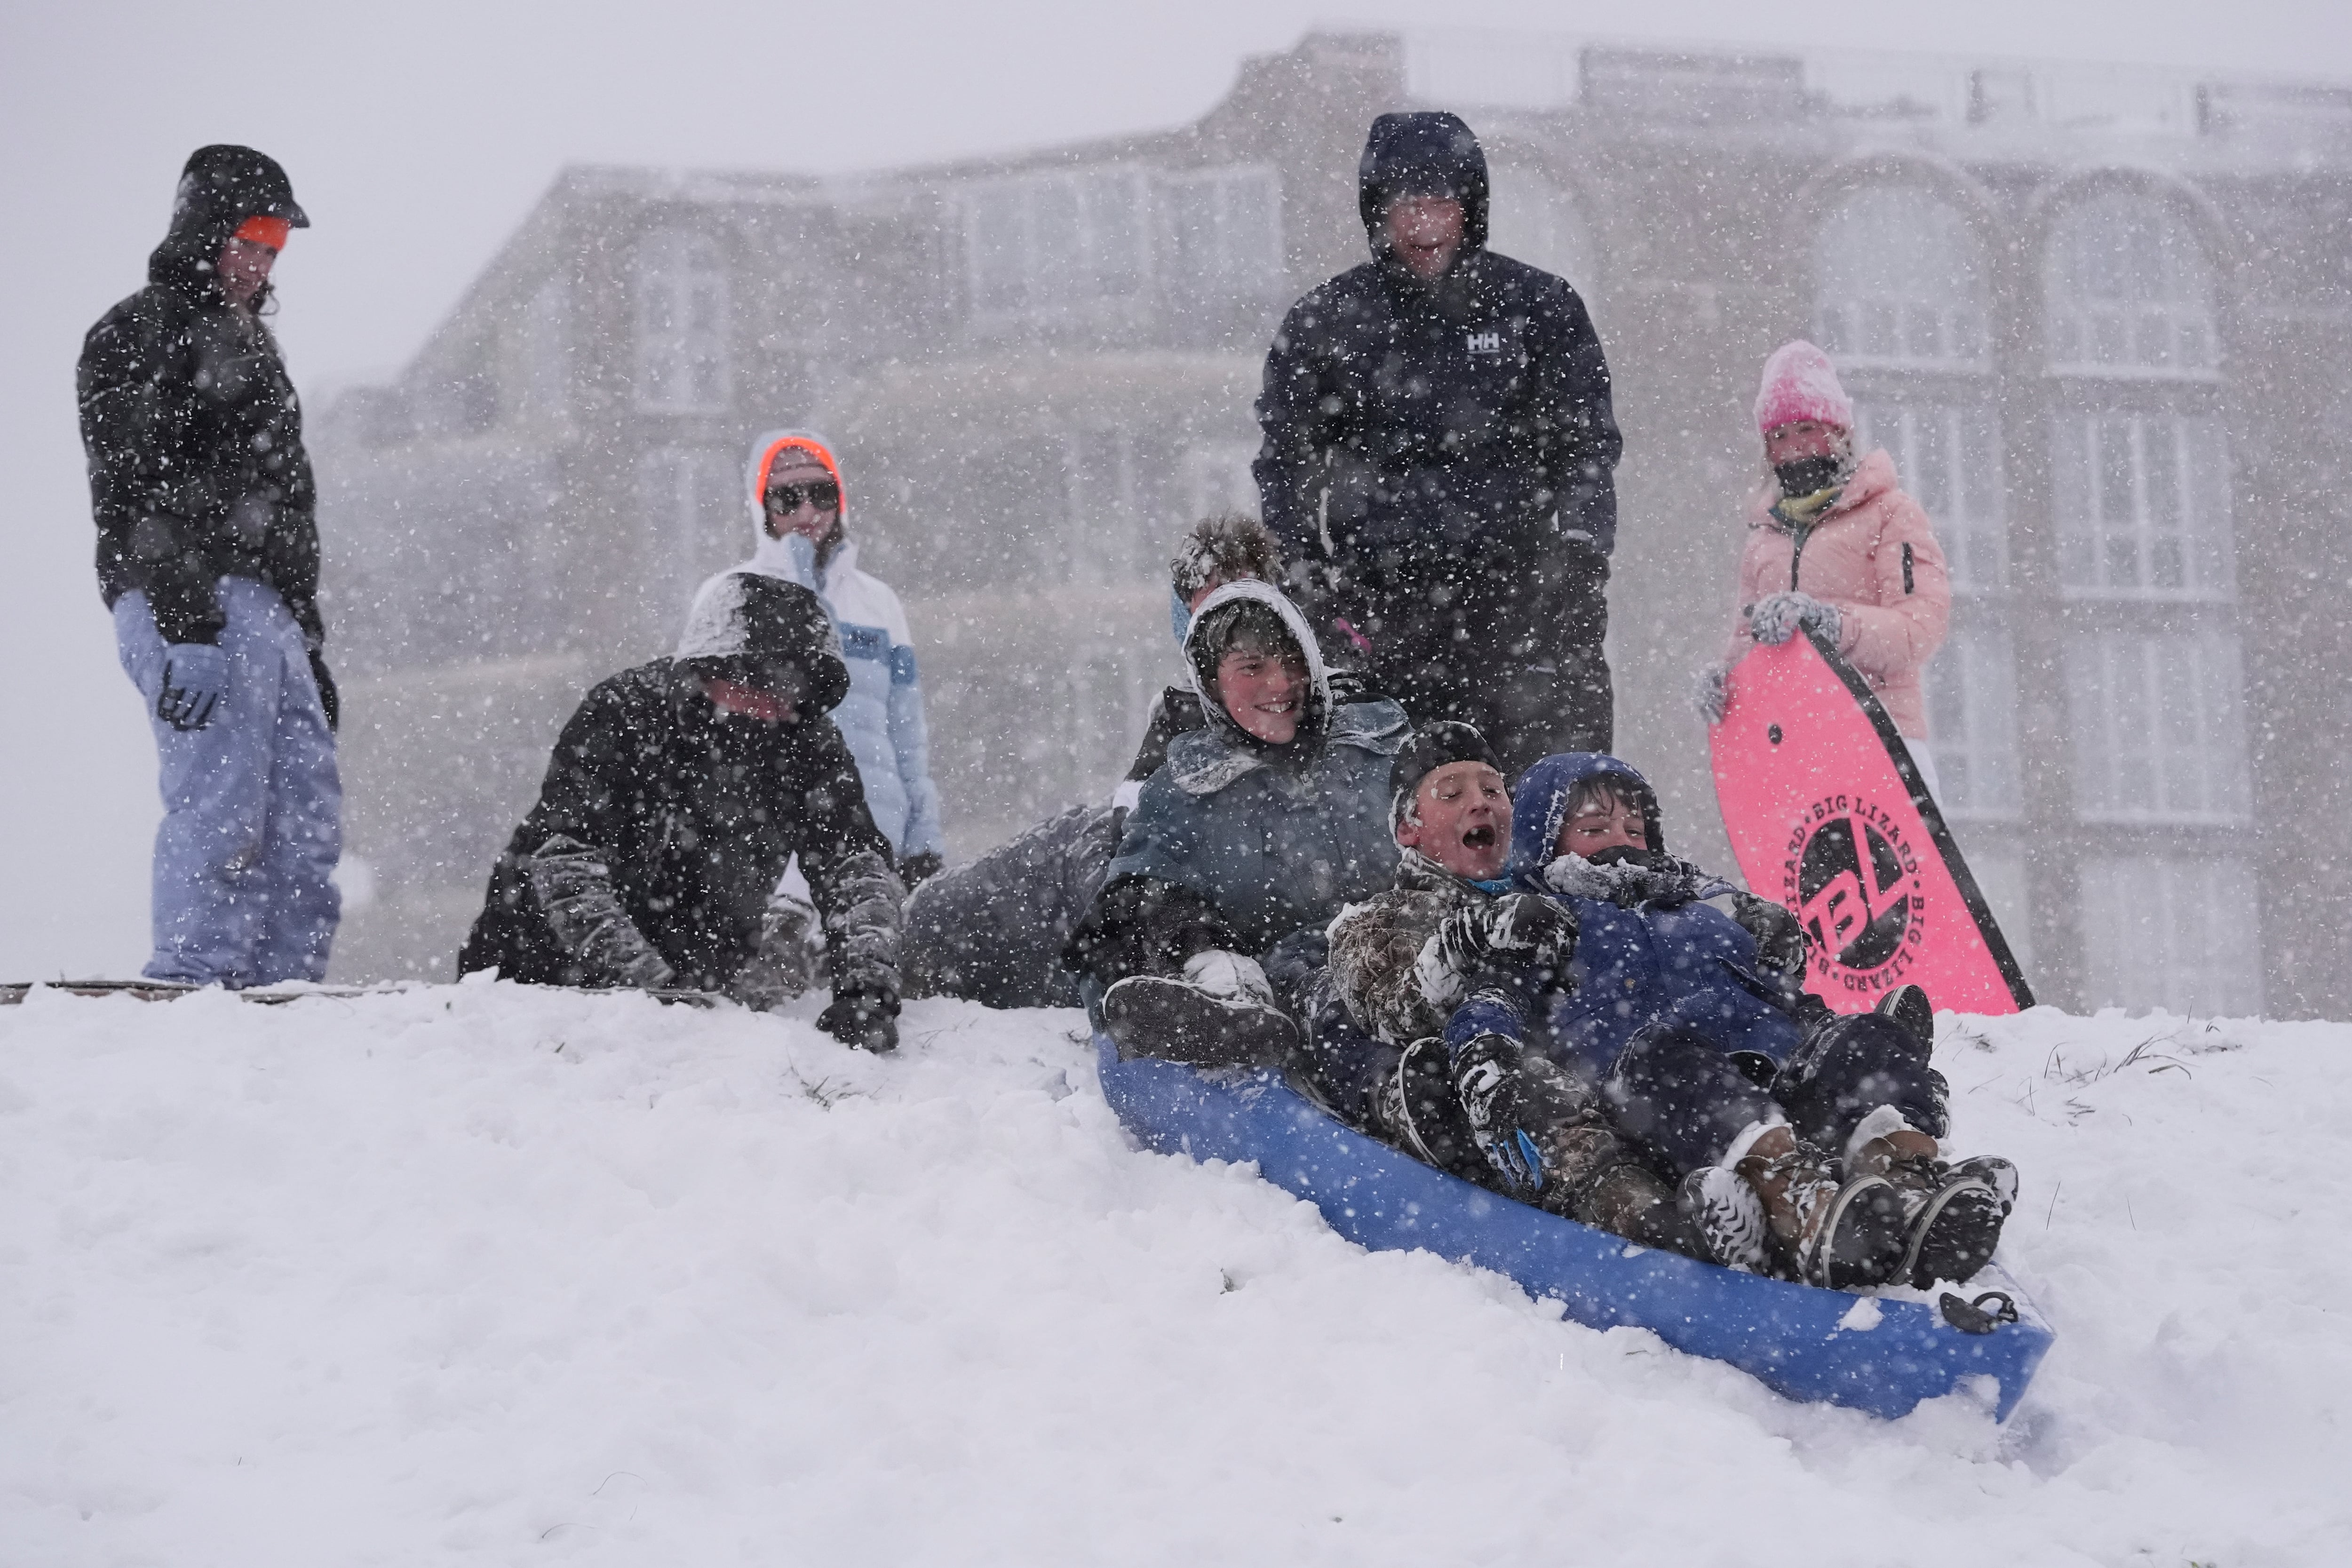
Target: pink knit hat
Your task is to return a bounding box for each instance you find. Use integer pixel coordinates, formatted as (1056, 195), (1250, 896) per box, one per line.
(1753, 340), (1853, 435)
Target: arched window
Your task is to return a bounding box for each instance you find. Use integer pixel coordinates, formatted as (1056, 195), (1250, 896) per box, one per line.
(1814, 185), (1989, 368)
(635, 228), (731, 412)
(1483, 162), (1593, 287)
(2043, 191), (2215, 374)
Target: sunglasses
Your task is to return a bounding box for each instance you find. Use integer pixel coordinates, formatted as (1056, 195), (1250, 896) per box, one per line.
(765, 480), (840, 513)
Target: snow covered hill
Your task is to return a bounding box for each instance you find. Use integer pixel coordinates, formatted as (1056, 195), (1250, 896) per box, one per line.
(3, 981), (2346, 1566)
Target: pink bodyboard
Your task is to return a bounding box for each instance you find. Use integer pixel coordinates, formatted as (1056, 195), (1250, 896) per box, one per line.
(1710, 630), (2032, 1016)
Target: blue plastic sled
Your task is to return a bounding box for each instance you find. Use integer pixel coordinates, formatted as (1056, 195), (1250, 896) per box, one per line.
(1097, 1037), (2052, 1422)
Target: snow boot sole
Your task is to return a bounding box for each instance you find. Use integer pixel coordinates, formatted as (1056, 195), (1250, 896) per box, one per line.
(1797, 1175), (1910, 1291)
(1897, 1175), (2007, 1288)
(1680, 1165), (1771, 1274)
(1102, 975), (1299, 1069)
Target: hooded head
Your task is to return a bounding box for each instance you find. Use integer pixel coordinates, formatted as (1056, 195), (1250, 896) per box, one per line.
(744, 429), (848, 578)
(1358, 112), (1489, 262)
(675, 571), (850, 719)
(1168, 513), (1284, 646)
(1507, 753), (1667, 882)
(149, 144), (309, 297)
(1183, 580), (1331, 753)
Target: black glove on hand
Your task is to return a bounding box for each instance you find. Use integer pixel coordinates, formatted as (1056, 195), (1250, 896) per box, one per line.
(898, 851), (944, 889)
(1452, 1030), (1592, 1200)
(156, 645), (229, 732)
(1728, 892), (1809, 990)
(1431, 893), (1579, 987)
(818, 987), (900, 1053)
(308, 650), (340, 732)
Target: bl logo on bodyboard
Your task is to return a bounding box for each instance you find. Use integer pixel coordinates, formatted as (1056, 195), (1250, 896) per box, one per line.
(1710, 630), (2032, 1016)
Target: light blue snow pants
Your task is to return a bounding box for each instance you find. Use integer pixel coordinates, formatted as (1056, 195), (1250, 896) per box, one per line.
(113, 578), (342, 986)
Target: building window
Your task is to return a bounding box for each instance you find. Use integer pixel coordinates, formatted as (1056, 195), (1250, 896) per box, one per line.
(1159, 167), (1283, 314)
(520, 278), (571, 421)
(1815, 187), (1989, 369)
(1484, 161), (1594, 287)
(2044, 191), (2216, 376)
(966, 169), (1151, 321)
(2065, 630), (2251, 823)
(635, 229), (731, 413)
(2051, 413), (2235, 599)
(1853, 401), (2007, 594)
(2079, 856), (2262, 1017)
(1063, 428), (1143, 587)
(1925, 627), (2022, 819)
(638, 447), (743, 612)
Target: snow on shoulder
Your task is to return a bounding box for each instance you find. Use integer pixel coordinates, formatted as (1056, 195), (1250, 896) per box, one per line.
(1, 983), (2345, 1564)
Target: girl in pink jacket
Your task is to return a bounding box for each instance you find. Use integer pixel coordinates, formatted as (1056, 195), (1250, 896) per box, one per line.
(1701, 341), (1953, 792)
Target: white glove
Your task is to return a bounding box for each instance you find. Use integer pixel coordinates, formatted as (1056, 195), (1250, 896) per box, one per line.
(1695, 662), (1731, 725)
(1748, 591), (1843, 648)
(1182, 949), (1277, 1008)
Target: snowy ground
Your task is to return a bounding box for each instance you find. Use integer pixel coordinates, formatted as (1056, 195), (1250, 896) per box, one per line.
(2, 981), (2346, 1567)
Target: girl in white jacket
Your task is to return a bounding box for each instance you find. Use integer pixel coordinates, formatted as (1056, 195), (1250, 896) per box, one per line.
(731, 429), (946, 883)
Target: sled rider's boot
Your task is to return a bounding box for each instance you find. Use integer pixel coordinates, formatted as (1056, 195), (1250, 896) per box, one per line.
(1874, 984), (1936, 1049)
(1678, 1166), (1772, 1273)
(1573, 1160), (1715, 1260)
(1373, 1037), (1485, 1183)
(1849, 1127), (2017, 1288)
(1736, 1126), (1908, 1290)
(1101, 950), (1298, 1069)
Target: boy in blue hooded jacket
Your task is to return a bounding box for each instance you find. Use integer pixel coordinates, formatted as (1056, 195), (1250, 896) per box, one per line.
(1440, 755), (2016, 1290)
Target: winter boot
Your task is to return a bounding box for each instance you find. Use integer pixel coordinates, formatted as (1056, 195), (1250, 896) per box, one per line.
(1873, 1150), (2018, 1288)
(1578, 1161), (1714, 1260)
(1677, 1166), (1772, 1274)
(1737, 1140), (1909, 1290)
(1372, 1036), (1484, 1181)
(1102, 951), (1298, 1069)
(1874, 984), (1935, 1049)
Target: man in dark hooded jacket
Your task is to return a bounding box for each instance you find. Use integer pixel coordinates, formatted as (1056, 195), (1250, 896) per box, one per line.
(1254, 112), (1622, 773)
(78, 145), (340, 986)
(459, 573), (905, 1051)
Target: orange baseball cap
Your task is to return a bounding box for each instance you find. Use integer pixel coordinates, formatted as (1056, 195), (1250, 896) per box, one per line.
(233, 215), (292, 251)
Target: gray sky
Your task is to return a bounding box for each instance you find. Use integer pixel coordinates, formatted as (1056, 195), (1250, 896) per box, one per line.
(2, 0), (2344, 976)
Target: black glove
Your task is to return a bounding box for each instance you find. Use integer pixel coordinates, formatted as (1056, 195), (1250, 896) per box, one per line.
(1728, 892), (1809, 992)
(818, 987), (899, 1053)
(1430, 893), (1579, 988)
(156, 644), (228, 732)
(308, 650), (339, 732)
(898, 851), (944, 889)
(1451, 1029), (1592, 1200)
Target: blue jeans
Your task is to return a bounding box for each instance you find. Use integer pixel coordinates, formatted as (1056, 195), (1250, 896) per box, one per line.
(1604, 1014), (1949, 1178)
(114, 579), (342, 985)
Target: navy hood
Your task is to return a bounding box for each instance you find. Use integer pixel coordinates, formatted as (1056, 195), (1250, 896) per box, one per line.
(149, 144), (310, 295)
(1358, 111), (1489, 260)
(1507, 753), (1667, 881)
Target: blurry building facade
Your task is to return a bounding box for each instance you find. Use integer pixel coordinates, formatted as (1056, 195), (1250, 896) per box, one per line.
(317, 30), (2352, 1019)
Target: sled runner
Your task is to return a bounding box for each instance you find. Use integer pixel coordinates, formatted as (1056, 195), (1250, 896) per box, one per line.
(1097, 1036), (2051, 1421)
(1711, 629), (2033, 1016)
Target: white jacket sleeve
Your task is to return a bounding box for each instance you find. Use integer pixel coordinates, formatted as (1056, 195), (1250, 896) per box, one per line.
(877, 587), (947, 860)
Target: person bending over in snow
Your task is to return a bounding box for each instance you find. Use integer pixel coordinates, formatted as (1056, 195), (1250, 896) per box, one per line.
(730, 429), (946, 885)
(1065, 581), (1409, 1065)
(1698, 342), (1952, 797)
(1313, 724), (1712, 1258)
(1449, 755), (2016, 1289)
(458, 572), (905, 1051)
(904, 514), (1354, 1010)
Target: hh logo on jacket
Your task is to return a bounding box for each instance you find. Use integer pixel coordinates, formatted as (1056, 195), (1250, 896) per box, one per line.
(1465, 329), (1505, 356)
